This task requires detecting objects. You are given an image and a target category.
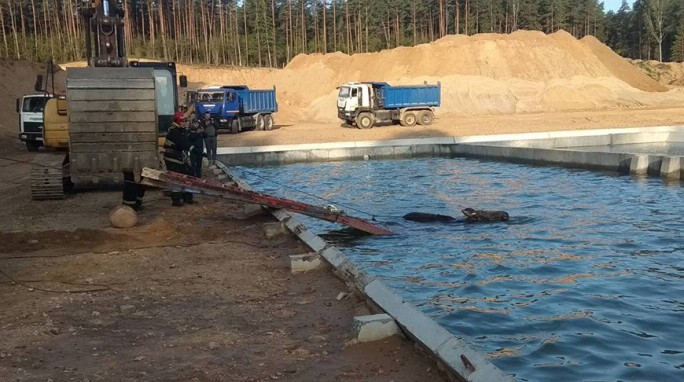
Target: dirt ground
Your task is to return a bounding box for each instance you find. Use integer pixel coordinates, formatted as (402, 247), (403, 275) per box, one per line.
(0, 143), (448, 382)
(3, 107), (683, 382)
(3, 35), (684, 381)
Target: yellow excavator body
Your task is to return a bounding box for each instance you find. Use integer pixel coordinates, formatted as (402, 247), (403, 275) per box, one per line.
(42, 98), (69, 150)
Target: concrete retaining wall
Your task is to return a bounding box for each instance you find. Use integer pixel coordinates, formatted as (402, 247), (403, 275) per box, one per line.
(217, 126), (684, 180)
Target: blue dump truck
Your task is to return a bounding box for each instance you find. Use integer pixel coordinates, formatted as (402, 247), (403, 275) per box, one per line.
(195, 85), (278, 133)
(337, 81), (441, 129)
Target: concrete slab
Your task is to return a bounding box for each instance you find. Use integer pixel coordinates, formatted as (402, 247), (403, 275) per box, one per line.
(630, 155), (650, 175)
(352, 314), (400, 343)
(394, 301), (453, 351)
(263, 221), (288, 239)
(364, 280), (407, 317)
(436, 338), (515, 382)
(660, 156), (682, 180)
(669, 131), (684, 143)
(290, 253), (322, 273)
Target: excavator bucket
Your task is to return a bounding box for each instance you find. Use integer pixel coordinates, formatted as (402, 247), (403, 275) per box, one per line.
(67, 67), (160, 179)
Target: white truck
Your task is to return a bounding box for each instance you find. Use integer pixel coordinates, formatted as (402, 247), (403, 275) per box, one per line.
(16, 93), (53, 151)
(337, 81), (441, 129)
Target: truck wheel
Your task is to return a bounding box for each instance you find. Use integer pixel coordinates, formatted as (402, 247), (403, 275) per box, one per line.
(417, 110), (434, 126)
(264, 114), (274, 131)
(255, 115), (265, 131)
(26, 141), (40, 151)
(402, 112), (417, 127)
(230, 119), (240, 134)
(356, 113), (374, 129)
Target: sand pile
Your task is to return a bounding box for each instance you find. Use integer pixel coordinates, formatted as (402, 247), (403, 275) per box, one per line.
(181, 30), (682, 123)
(631, 59), (684, 87)
(14, 30), (680, 127)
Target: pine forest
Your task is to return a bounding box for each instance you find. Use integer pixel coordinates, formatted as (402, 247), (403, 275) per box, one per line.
(0, 0), (682, 67)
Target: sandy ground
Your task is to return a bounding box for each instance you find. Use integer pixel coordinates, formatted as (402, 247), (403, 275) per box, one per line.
(0, 145), (447, 382)
(217, 107), (684, 147)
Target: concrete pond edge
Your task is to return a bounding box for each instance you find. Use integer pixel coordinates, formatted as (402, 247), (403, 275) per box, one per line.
(211, 125), (683, 381)
(217, 125), (684, 181)
(214, 161), (514, 382)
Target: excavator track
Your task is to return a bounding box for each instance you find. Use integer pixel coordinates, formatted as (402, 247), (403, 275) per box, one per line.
(30, 155), (65, 200)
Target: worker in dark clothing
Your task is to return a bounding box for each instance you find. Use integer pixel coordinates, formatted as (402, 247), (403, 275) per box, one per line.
(122, 171), (145, 211)
(163, 116), (204, 207)
(201, 113), (218, 165)
(188, 120), (206, 178)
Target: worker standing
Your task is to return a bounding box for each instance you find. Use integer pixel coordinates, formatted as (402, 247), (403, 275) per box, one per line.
(188, 120), (206, 178)
(121, 171), (145, 211)
(201, 113), (218, 165)
(163, 116), (203, 207)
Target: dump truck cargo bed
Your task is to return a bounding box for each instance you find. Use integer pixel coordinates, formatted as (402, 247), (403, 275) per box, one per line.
(238, 88), (278, 114)
(378, 83), (441, 109)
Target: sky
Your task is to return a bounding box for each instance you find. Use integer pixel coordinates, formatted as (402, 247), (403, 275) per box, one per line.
(604, 0), (636, 12)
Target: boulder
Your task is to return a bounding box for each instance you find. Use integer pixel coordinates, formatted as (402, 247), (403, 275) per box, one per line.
(109, 205), (138, 228)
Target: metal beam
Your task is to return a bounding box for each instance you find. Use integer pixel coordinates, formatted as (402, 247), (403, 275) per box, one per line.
(141, 167), (394, 236)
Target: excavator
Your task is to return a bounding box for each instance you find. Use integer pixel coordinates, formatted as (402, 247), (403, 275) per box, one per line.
(31, 0), (187, 200)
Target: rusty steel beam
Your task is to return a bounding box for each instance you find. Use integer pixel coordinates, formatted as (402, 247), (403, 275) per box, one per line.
(141, 167), (394, 236)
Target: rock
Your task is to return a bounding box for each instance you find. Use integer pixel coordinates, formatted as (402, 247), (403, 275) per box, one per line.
(109, 205), (138, 229)
(120, 304), (136, 314)
(308, 335), (327, 343)
(208, 341), (220, 350)
(27, 239), (38, 244)
(48, 327), (60, 335)
(291, 347), (311, 358)
(263, 222), (287, 239)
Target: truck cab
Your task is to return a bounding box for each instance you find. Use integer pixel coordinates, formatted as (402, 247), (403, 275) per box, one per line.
(195, 85), (277, 133)
(16, 94), (53, 151)
(196, 86), (240, 120)
(337, 83), (373, 121)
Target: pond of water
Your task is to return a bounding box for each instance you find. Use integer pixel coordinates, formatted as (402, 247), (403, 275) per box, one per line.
(233, 157), (684, 382)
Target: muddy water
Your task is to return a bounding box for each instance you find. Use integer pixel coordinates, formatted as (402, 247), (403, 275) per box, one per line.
(235, 157), (684, 382)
